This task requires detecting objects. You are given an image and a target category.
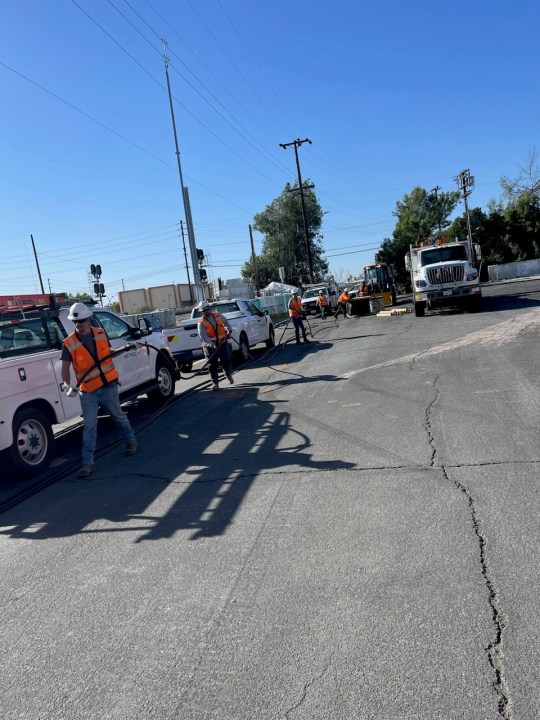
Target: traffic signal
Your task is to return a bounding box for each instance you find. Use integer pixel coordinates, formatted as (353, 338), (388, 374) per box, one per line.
(199, 269), (208, 282)
(196, 248), (204, 263)
(90, 264), (96, 275)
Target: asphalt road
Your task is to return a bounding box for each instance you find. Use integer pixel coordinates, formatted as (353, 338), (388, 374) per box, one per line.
(0, 280), (539, 720)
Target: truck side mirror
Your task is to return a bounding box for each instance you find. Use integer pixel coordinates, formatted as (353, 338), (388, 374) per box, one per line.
(137, 318), (152, 336)
(474, 243), (482, 259)
(405, 255), (411, 271)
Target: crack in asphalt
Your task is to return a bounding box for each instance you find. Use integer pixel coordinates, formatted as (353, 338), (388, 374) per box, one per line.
(282, 653), (334, 719)
(162, 458), (540, 485)
(423, 372), (513, 719)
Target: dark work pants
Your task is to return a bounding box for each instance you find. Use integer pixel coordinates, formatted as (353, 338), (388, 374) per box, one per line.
(291, 316), (308, 342)
(207, 342), (232, 384)
(335, 302), (348, 318)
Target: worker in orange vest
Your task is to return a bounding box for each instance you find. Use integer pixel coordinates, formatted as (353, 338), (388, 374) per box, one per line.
(358, 280), (370, 296)
(197, 300), (235, 391)
(288, 290), (310, 344)
(315, 289), (329, 319)
(61, 302), (137, 478)
(334, 289), (351, 319)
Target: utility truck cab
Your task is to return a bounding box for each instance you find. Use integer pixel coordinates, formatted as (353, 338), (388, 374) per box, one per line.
(405, 238), (482, 317)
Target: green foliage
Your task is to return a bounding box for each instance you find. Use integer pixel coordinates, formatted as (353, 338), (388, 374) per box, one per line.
(378, 186), (460, 281)
(63, 292), (93, 303)
(242, 182), (329, 287)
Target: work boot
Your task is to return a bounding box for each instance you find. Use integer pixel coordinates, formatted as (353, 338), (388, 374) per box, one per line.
(212, 383), (219, 391)
(303, 337), (311, 343)
(125, 441), (138, 457)
(78, 464), (95, 478)
(226, 373), (234, 385)
(295, 339), (301, 344)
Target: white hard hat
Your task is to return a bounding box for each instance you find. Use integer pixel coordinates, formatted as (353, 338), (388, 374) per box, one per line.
(198, 300), (210, 312)
(292, 290), (299, 295)
(344, 288), (349, 292)
(67, 302), (93, 321)
(318, 289), (324, 294)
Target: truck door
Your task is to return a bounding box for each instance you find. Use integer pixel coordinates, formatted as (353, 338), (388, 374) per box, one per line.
(244, 301), (266, 344)
(93, 311), (150, 388)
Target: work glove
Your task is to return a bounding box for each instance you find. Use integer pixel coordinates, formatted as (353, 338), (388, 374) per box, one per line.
(62, 383), (78, 397)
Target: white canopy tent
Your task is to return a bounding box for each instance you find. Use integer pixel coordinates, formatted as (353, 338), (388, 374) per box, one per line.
(261, 281), (300, 296)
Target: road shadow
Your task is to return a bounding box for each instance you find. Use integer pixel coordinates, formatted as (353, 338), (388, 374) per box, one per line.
(0, 380), (353, 543)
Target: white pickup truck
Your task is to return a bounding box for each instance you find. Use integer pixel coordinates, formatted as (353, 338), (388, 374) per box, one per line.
(0, 300), (180, 477)
(163, 298), (275, 371)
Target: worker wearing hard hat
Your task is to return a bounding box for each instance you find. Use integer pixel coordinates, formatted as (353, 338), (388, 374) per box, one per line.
(288, 290), (310, 344)
(358, 280), (370, 296)
(60, 302), (137, 478)
(334, 289), (351, 319)
(197, 300), (235, 391)
(315, 289), (329, 319)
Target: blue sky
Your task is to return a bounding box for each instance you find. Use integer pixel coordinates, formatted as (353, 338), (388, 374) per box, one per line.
(1, 0), (538, 301)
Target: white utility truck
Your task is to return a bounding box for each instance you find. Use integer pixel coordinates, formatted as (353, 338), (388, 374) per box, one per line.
(163, 298), (275, 371)
(405, 238), (482, 317)
(300, 284), (337, 315)
(0, 298), (179, 476)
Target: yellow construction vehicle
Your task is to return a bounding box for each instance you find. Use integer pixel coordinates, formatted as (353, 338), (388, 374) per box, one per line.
(362, 262), (398, 306)
(348, 260), (398, 316)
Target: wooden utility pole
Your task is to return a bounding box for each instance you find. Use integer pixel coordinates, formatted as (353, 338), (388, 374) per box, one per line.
(30, 235), (45, 293)
(248, 224), (260, 296)
(280, 138), (314, 283)
(453, 169), (475, 261)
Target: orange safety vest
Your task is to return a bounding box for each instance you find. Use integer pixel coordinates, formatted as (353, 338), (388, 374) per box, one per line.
(64, 327), (118, 392)
(359, 285), (369, 296)
(316, 294), (328, 306)
(198, 312), (228, 343)
(338, 292), (350, 304)
(288, 296), (303, 318)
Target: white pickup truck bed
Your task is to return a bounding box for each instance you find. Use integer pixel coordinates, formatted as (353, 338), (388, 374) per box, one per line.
(163, 298), (275, 370)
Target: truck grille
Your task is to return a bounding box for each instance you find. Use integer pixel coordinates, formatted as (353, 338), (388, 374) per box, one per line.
(427, 266), (464, 285)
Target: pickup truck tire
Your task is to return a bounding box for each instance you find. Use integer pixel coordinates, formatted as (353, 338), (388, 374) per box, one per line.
(414, 301), (426, 317)
(265, 326), (275, 348)
(147, 358), (175, 404)
(10, 407), (54, 476)
(236, 333), (250, 364)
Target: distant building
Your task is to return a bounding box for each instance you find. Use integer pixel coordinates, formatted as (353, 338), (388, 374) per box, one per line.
(118, 283), (196, 313)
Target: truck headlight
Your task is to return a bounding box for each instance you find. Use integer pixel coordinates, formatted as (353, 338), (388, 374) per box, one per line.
(415, 279), (427, 288)
(466, 270), (478, 281)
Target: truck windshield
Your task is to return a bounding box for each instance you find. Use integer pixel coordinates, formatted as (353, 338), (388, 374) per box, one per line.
(420, 246), (467, 266)
(192, 302), (239, 318)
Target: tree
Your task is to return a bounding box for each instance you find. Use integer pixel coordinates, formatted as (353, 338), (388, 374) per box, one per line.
(378, 186), (460, 279)
(500, 147), (540, 201)
(63, 292), (93, 304)
(242, 182), (329, 287)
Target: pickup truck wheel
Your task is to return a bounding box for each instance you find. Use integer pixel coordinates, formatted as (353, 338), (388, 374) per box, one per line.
(265, 326), (275, 348)
(10, 408), (54, 476)
(414, 301), (426, 317)
(237, 333), (250, 364)
(147, 359), (175, 404)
